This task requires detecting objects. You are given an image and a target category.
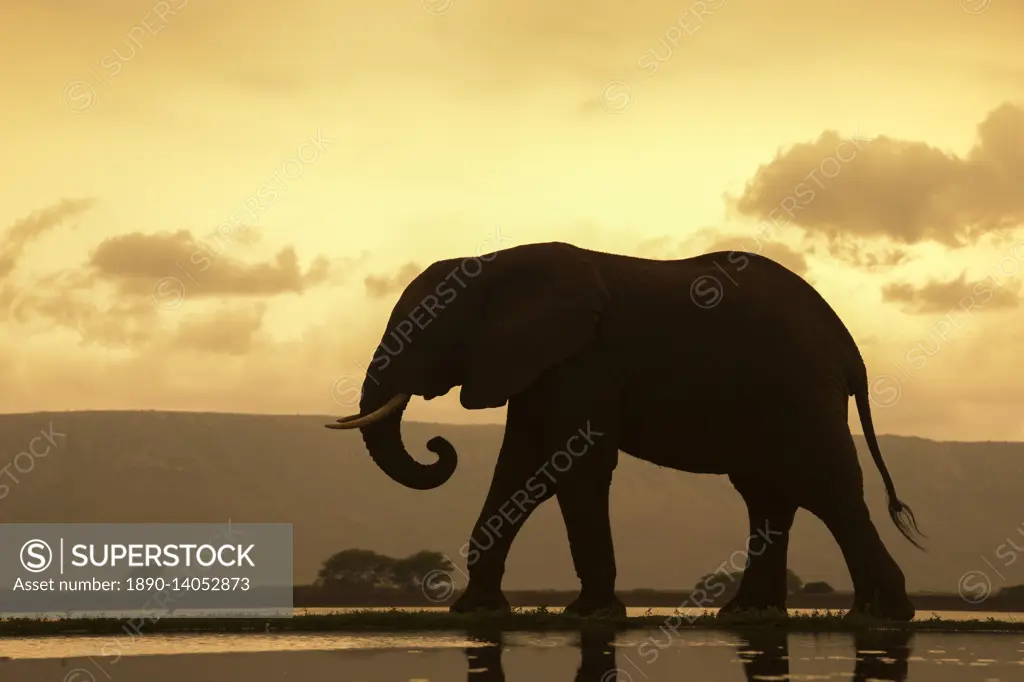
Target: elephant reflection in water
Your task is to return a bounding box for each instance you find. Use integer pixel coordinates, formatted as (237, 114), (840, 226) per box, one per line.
(464, 627), (619, 682)
(464, 627), (912, 681)
(737, 630), (913, 682)
(736, 630), (790, 681)
(465, 633), (505, 682)
(850, 630), (913, 682)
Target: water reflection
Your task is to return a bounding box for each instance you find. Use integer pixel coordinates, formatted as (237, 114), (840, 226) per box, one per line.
(465, 626), (619, 682)
(465, 627), (914, 681)
(465, 626), (505, 682)
(574, 627), (619, 682)
(737, 629), (913, 682)
(850, 630), (913, 682)
(736, 630), (790, 680)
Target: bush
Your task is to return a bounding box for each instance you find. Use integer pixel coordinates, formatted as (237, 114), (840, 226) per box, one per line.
(802, 581), (835, 594)
(691, 569), (806, 602)
(315, 549), (454, 593)
(998, 584), (1024, 599)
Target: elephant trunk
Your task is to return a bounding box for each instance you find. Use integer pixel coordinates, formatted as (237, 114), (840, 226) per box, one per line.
(325, 382), (458, 489)
(356, 394), (458, 491)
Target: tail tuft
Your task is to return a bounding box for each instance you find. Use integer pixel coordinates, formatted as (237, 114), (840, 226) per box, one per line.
(888, 497), (926, 551)
(853, 360), (927, 552)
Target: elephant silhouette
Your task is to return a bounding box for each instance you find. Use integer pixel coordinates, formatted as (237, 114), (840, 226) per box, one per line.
(329, 242), (924, 620)
(736, 629), (913, 682)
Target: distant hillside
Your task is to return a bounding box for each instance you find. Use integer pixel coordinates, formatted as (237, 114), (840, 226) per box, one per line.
(2, 411), (1022, 595)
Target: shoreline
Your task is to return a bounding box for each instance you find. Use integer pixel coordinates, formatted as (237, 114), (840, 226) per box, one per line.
(291, 588), (1024, 613)
(2, 608), (1023, 638)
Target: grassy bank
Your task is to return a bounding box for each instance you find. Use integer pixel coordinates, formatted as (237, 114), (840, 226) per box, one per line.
(291, 588), (1024, 614)
(1, 608), (1023, 637)
(292, 587), (1024, 612)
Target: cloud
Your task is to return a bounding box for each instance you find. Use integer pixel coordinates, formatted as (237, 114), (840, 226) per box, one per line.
(1, 209), (343, 353)
(881, 273), (1020, 314)
(0, 198), (95, 277)
(364, 262), (421, 299)
(731, 103), (1024, 250)
(171, 303), (267, 355)
(824, 241), (909, 271)
(7, 272), (268, 353)
(89, 230), (332, 297)
(2, 279), (157, 348)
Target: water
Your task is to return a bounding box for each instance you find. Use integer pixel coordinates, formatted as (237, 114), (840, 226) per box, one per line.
(6, 605), (1019, 621)
(1, 629), (1023, 681)
(6, 606), (1015, 622)
(297, 606), (1023, 622)
(1, 608), (1022, 680)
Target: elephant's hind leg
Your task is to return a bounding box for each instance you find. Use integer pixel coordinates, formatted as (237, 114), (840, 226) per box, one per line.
(718, 474), (797, 617)
(800, 441), (914, 622)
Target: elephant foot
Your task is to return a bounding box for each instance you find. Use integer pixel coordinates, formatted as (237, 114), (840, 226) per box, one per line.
(450, 587), (511, 614)
(562, 593), (626, 618)
(845, 595), (915, 622)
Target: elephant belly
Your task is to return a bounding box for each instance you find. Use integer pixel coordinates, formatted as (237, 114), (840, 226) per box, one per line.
(619, 397), (756, 475)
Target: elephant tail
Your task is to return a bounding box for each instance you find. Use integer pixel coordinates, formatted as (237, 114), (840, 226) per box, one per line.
(853, 371), (927, 551)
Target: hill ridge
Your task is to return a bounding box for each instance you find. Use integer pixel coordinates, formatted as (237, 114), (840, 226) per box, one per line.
(1, 411), (1021, 594)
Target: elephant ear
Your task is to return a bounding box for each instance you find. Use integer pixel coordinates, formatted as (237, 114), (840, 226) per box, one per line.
(459, 244), (609, 409)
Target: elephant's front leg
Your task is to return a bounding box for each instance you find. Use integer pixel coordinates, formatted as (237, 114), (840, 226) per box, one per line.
(451, 398), (553, 613)
(548, 351), (625, 617)
(556, 454), (624, 617)
(718, 474), (797, 617)
(546, 416), (623, 614)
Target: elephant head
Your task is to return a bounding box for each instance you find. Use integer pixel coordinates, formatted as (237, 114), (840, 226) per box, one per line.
(326, 242), (609, 490)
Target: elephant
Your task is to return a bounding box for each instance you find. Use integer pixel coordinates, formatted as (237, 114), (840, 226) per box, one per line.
(327, 241), (924, 620)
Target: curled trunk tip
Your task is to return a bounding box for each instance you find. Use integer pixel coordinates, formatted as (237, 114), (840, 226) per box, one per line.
(357, 396), (458, 490)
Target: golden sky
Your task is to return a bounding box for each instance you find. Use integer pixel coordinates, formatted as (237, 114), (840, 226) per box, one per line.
(2, 0), (1024, 441)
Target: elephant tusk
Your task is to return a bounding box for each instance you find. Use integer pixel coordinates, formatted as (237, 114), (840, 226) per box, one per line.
(324, 393), (409, 430)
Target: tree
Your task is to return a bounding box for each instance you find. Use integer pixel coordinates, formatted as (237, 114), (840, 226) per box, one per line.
(315, 549), (455, 593)
(391, 550), (454, 591)
(127, 564), (163, 579)
(692, 569), (805, 602)
(801, 581), (835, 594)
(125, 563), (171, 584)
(998, 584), (1024, 599)
(694, 571), (743, 602)
(315, 549), (398, 590)
(786, 569), (804, 594)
